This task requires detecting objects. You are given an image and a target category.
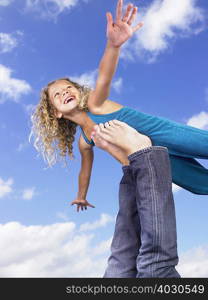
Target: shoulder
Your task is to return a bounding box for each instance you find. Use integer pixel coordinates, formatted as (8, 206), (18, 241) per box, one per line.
(87, 90), (106, 113)
(88, 94), (121, 114)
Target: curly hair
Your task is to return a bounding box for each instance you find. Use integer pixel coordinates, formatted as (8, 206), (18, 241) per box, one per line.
(29, 77), (92, 170)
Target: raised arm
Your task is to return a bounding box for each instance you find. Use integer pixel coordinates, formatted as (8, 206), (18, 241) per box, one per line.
(70, 134), (95, 212)
(88, 0), (143, 110)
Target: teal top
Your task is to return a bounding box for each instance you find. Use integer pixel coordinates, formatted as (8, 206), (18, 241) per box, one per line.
(80, 106), (208, 195)
(80, 126), (95, 146)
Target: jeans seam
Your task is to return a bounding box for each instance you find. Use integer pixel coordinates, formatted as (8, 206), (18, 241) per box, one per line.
(147, 152), (155, 277)
(147, 151), (160, 277)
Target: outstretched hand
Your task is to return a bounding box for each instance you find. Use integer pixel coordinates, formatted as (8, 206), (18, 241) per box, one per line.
(106, 0), (144, 48)
(70, 198), (95, 212)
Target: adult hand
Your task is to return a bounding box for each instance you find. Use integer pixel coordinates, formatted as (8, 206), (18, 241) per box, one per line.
(106, 0), (144, 48)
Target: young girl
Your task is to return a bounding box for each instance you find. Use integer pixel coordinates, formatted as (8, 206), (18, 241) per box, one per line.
(29, 0), (208, 211)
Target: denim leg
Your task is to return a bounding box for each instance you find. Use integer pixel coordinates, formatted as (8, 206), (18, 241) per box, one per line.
(103, 165), (141, 278)
(128, 146), (180, 278)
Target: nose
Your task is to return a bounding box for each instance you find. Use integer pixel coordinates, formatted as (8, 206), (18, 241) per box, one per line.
(62, 89), (69, 97)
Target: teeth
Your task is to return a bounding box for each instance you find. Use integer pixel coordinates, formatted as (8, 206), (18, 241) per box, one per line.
(64, 97), (74, 104)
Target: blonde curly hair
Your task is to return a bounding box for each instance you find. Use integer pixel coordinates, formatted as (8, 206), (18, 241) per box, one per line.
(29, 77), (92, 170)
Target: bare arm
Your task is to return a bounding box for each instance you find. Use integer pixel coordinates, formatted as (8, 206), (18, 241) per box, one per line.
(88, 41), (120, 110)
(88, 0), (143, 110)
(77, 135), (94, 200)
(71, 135), (95, 212)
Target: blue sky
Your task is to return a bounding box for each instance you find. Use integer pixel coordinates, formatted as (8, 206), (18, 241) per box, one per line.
(0, 0), (208, 277)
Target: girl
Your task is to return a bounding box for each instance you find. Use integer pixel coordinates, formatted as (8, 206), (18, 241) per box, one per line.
(29, 0), (208, 211)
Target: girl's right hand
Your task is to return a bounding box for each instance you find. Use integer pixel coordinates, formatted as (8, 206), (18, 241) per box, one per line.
(70, 198), (95, 212)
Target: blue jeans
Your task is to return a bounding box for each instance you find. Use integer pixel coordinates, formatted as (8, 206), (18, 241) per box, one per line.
(103, 146), (180, 278)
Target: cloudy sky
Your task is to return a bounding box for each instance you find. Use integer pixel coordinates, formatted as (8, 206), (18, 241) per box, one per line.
(0, 0), (208, 277)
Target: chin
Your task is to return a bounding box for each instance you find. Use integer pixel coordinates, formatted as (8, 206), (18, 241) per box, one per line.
(65, 103), (79, 113)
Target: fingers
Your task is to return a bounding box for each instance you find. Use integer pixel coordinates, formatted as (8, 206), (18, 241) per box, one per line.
(116, 0), (123, 23)
(132, 21), (144, 33)
(116, 1), (138, 25)
(125, 6), (138, 25)
(77, 205), (87, 212)
(70, 200), (95, 212)
(114, 0), (144, 32)
(122, 3), (134, 23)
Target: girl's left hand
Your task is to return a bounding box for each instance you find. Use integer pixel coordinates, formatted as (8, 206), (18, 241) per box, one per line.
(106, 0), (144, 48)
(70, 198), (95, 212)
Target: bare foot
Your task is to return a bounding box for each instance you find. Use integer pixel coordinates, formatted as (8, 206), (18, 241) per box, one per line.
(92, 120), (152, 157)
(91, 124), (130, 166)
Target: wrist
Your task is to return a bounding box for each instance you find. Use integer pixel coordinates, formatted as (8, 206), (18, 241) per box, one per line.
(107, 39), (121, 50)
(77, 193), (86, 199)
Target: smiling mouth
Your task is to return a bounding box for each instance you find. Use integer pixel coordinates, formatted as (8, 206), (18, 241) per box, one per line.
(64, 96), (75, 104)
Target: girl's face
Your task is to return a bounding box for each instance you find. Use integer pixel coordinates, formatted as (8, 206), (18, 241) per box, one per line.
(48, 80), (80, 118)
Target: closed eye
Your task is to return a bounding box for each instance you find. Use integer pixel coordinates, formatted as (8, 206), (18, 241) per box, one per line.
(54, 86), (72, 98)
(54, 92), (60, 97)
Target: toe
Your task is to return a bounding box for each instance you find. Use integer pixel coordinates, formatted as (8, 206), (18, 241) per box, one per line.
(99, 123), (109, 133)
(99, 123), (105, 131)
(108, 120), (117, 128)
(112, 120), (125, 126)
(104, 121), (111, 128)
(96, 124), (113, 141)
(93, 124), (99, 131)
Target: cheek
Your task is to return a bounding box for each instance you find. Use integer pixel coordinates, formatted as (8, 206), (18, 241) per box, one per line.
(50, 100), (59, 111)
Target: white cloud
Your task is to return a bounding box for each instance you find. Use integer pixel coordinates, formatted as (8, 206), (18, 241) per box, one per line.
(172, 183), (182, 193)
(0, 32), (19, 53)
(178, 245), (208, 277)
(0, 219), (207, 277)
(0, 0), (13, 6)
(0, 220), (108, 277)
(56, 211), (69, 221)
(92, 236), (112, 256)
(70, 69), (122, 94)
(121, 0), (206, 63)
(25, 0), (79, 20)
(0, 64), (32, 104)
(22, 187), (36, 200)
(70, 69), (98, 89)
(0, 177), (13, 198)
(187, 111), (208, 130)
(79, 213), (115, 231)
(112, 77), (123, 94)
(0, 176), (38, 201)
